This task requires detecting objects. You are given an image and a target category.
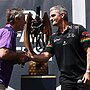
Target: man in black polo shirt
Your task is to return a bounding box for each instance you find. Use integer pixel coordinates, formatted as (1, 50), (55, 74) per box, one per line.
(25, 5), (90, 90)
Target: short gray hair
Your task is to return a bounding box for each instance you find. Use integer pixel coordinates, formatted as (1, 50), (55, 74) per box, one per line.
(50, 5), (67, 14)
(50, 5), (68, 21)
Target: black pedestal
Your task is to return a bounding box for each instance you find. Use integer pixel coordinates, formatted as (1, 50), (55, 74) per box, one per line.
(21, 75), (56, 90)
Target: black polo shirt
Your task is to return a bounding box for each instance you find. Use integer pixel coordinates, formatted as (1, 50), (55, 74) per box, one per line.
(44, 24), (90, 79)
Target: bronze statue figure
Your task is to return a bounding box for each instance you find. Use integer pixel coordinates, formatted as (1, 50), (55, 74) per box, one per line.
(24, 10), (52, 75)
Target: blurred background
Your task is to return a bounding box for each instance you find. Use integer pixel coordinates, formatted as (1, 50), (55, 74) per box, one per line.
(0, 0), (89, 90)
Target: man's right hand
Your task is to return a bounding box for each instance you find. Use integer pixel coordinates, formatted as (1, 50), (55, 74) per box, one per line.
(17, 52), (30, 65)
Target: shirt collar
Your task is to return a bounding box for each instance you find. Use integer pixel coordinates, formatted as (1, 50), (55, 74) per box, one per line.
(56, 23), (73, 35)
(5, 24), (16, 32)
(5, 24), (17, 36)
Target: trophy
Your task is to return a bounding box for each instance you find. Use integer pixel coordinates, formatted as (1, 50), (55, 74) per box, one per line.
(24, 7), (52, 75)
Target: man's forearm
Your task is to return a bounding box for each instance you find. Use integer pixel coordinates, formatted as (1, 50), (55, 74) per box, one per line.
(86, 48), (90, 71)
(30, 52), (51, 63)
(0, 49), (19, 62)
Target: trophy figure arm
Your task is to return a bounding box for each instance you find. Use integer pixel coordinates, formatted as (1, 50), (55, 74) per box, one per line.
(24, 13), (35, 56)
(43, 12), (52, 44)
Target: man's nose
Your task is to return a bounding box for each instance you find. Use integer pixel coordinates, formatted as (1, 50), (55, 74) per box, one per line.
(50, 17), (53, 22)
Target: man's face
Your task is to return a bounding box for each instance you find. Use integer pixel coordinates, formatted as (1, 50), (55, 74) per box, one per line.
(50, 9), (62, 26)
(15, 15), (26, 31)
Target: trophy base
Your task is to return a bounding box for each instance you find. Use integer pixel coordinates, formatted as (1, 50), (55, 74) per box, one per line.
(28, 61), (48, 75)
(21, 75), (56, 90)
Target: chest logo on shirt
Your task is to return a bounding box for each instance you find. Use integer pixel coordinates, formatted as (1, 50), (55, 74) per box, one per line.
(63, 41), (67, 45)
(67, 33), (75, 38)
(54, 38), (61, 43)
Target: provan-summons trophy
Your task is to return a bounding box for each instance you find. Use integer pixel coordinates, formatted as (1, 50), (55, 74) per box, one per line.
(24, 7), (52, 75)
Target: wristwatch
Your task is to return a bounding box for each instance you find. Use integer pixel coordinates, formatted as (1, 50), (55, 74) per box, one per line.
(86, 70), (90, 74)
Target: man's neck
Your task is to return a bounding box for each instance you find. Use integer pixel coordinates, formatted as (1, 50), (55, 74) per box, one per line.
(58, 21), (69, 33)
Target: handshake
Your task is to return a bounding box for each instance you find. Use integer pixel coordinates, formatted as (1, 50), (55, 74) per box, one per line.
(17, 50), (30, 68)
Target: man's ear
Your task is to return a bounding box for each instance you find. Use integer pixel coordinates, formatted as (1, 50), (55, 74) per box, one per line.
(61, 13), (65, 18)
(14, 16), (20, 23)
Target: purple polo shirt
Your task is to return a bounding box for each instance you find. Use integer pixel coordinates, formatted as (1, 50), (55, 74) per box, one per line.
(0, 24), (17, 88)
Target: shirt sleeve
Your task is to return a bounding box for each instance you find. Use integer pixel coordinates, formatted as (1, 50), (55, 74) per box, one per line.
(79, 25), (90, 48)
(0, 28), (12, 49)
(43, 36), (54, 55)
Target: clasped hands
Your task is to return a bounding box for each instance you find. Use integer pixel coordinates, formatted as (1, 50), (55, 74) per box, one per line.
(17, 52), (30, 67)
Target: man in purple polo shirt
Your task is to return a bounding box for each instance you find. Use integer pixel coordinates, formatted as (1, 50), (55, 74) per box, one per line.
(0, 8), (29, 90)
